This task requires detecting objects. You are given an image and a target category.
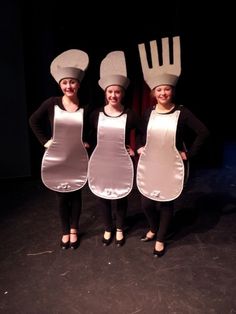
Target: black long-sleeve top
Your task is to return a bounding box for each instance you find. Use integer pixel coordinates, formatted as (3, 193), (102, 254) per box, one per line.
(136, 104), (209, 159)
(29, 96), (90, 146)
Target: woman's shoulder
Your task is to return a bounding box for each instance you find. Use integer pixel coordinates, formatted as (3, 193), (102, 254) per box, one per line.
(177, 105), (203, 125)
(175, 104), (190, 115)
(175, 104), (184, 110)
(88, 106), (103, 119)
(142, 105), (154, 117)
(125, 107), (136, 115)
(176, 104), (195, 117)
(90, 106), (103, 114)
(41, 96), (61, 107)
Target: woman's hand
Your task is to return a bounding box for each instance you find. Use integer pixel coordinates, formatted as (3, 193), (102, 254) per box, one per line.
(179, 151), (187, 160)
(83, 142), (90, 149)
(44, 138), (53, 148)
(137, 147), (145, 155)
(126, 145), (135, 157)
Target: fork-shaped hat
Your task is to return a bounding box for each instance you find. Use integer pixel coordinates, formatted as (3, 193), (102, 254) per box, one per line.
(138, 36), (181, 89)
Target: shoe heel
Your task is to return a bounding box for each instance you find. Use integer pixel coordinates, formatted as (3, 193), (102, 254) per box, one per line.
(102, 237), (112, 246)
(60, 240), (70, 250)
(115, 237), (125, 247)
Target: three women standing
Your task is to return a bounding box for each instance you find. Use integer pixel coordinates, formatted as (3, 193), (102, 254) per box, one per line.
(29, 39), (209, 256)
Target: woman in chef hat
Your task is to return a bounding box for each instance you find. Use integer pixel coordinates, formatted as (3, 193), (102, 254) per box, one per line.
(29, 49), (90, 250)
(88, 51), (139, 247)
(137, 36), (209, 257)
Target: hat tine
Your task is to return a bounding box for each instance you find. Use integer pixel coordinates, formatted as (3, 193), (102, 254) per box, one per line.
(162, 37), (170, 66)
(150, 40), (160, 68)
(138, 43), (150, 76)
(173, 36), (181, 75)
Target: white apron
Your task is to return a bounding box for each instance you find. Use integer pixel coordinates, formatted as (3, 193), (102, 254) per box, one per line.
(88, 112), (134, 199)
(137, 110), (184, 201)
(41, 105), (88, 192)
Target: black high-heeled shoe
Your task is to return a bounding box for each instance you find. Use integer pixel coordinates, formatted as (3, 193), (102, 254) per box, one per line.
(115, 237), (125, 247)
(70, 232), (79, 250)
(115, 230), (125, 247)
(153, 242), (165, 257)
(60, 235), (70, 250)
(153, 248), (165, 257)
(60, 240), (70, 250)
(102, 231), (112, 246)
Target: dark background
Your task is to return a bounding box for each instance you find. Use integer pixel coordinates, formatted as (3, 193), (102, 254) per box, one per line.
(1, 5), (235, 313)
(0, 0), (232, 179)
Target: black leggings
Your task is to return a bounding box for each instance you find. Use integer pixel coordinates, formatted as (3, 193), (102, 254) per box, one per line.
(141, 196), (174, 242)
(56, 190), (82, 234)
(98, 197), (128, 232)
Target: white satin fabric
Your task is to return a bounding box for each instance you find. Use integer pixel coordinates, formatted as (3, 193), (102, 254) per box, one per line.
(137, 110), (184, 201)
(41, 105), (88, 192)
(88, 112), (134, 199)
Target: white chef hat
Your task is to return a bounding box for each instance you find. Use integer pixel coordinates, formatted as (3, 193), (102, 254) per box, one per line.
(50, 49), (89, 84)
(98, 51), (130, 90)
(138, 36), (181, 89)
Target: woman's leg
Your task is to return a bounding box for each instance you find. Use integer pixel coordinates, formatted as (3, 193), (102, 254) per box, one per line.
(69, 190), (82, 248)
(153, 201), (174, 256)
(56, 192), (70, 248)
(114, 197), (127, 246)
(56, 192), (70, 235)
(156, 201), (174, 242)
(69, 189), (82, 231)
(99, 198), (113, 232)
(99, 198), (113, 245)
(141, 196), (159, 233)
(115, 197), (127, 230)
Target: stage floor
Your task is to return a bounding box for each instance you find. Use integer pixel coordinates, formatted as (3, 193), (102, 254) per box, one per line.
(0, 162), (236, 313)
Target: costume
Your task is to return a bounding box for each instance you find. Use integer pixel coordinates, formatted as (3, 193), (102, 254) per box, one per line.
(88, 51), (138, 232)
(89, 106), (138, 231)
(137, 37), (209, 242)
(29, 49), (89, 236)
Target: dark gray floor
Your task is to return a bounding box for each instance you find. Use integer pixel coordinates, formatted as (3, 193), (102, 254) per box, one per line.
(1, 156), (236, 313)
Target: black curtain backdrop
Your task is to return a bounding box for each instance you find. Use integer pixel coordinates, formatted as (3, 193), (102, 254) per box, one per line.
(0, 1), (31, 179)
(0, 1), (231, 178)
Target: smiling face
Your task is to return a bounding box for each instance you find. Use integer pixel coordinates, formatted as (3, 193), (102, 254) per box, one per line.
(59, 78), (80, 97)
(153, 84), (174, 105)
(105, 85), (125, 107)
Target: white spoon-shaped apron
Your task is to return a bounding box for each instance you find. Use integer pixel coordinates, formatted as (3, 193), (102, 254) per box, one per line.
(41, 105), (88, 192)
(137, 110), (184, 201)
(88, 112), (134, 199)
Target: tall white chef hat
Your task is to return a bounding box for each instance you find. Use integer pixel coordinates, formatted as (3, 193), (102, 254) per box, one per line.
(50, 49), (89, 84)
(98, 51), (130, 90)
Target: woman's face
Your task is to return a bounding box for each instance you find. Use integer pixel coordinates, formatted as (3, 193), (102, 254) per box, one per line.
(153, 85), (174, 104)
(105, 85), (124, 106)
(59, 78), (80, 97)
